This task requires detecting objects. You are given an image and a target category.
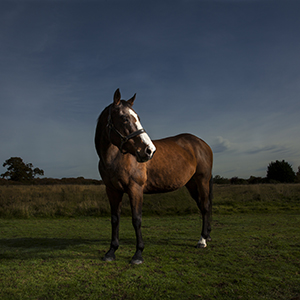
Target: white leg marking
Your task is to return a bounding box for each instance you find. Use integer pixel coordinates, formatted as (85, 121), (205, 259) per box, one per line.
(197, 236), (207, 248)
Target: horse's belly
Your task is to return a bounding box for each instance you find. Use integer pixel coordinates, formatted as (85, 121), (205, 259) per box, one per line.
(143, 164), (195, 194)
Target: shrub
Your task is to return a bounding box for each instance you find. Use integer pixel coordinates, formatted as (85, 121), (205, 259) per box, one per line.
(266, 160), (296, 183)
(267, 160), (296, 183)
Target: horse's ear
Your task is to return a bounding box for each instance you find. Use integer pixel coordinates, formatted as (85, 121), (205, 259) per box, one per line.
(113, 88), (121, 106)
(127, 93), (136, 106)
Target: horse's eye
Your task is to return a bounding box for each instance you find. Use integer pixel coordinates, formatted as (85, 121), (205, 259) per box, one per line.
(121, 116), (129, 124)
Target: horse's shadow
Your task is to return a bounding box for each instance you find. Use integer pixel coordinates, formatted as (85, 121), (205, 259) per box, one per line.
(0, 236), (197, 260)
(0, 237), (105, 260)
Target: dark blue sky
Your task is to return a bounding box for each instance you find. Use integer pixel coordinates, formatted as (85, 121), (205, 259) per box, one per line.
(1, 0), (300, 179)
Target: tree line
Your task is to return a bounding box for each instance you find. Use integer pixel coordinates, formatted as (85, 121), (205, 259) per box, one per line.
(214, 160), (300, 184)
(0, 157), (102, 185)
(1, 157), (300, 185)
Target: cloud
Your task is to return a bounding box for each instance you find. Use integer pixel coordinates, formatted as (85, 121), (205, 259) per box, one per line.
(245, 144), (290, 155)
(211, 136), (231, 153)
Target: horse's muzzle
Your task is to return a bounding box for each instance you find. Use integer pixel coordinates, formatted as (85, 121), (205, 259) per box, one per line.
(136, 146), (156, 163)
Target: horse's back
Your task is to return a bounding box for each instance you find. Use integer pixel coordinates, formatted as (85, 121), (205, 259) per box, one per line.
(154, 133), (212, 166)
(144, 133), (212, 193)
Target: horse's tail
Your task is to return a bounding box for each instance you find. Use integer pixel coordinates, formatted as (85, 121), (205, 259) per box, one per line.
(209, 175), (213, 219)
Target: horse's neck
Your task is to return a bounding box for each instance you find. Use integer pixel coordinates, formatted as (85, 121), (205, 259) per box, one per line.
(99, 135), (120, 166)
(96, 112), (121, 167)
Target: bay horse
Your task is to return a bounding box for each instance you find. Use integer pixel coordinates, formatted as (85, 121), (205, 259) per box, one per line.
(95, 89), (213, 264)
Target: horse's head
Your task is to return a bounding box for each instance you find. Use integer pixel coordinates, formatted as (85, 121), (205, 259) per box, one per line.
(106, 89), (156, 163)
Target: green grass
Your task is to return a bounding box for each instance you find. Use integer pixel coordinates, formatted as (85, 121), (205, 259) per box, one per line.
(0, 214), (299, 299)
(0, 184), (299, 299)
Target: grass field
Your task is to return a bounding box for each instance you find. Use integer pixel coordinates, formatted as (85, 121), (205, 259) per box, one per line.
(1, 184), (300, 218)
(0, 184), (300, 299)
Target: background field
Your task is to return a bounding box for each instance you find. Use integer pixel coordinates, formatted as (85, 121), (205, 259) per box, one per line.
(1, 184), (300, 218)
(0, 184), (299, 299)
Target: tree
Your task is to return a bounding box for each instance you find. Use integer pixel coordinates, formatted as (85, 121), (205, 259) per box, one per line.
(1, 157), (44, 182)
(213, 175), (230, 184)
(266, 160), (296, 183)
(296, 166), (300, 183)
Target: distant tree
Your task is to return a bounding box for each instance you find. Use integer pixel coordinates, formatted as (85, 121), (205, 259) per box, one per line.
(1, 157), (44, 182)
(266, 160), (296, 183)
(248, 176), (264, 184)
(230, 177), (247, 185)
(296, 166), (300, 183)
(213, 175), (230, 184)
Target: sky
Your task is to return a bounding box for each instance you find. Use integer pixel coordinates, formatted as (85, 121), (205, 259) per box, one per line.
(1, 0), (300, 180)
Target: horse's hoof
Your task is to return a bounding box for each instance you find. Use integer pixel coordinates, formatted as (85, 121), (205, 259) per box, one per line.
(103, 250), (116, 262)
(196, 238), (207, 248)
(130, 250), (144, 265)
(103, 256), (115, 262)
(196, 236), (207, 248)
(130, 258), (144, 265)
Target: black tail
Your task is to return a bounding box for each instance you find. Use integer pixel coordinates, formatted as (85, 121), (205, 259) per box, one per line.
(209, 175), (213, 219)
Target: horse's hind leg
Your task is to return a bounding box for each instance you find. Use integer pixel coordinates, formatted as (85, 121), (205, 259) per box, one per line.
(186, 176), (212, 248)
(103, 187), (123, 261)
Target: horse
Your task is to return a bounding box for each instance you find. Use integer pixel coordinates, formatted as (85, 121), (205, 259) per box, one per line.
(95, 89), (213, 264)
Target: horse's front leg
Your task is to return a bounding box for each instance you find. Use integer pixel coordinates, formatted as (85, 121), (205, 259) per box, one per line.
(128, 185), (144, 265)
(103, 187), (123, 262)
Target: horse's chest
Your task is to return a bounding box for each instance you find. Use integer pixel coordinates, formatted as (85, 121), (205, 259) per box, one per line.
(100, 160), (146, 190)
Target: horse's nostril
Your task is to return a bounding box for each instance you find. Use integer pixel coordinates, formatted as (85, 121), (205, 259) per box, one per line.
(145, 147), (152, 156)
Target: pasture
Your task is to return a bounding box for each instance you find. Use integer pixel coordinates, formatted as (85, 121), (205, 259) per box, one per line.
(0, 184), (299, 299)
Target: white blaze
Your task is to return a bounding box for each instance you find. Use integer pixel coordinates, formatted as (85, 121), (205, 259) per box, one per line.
(129, 109), (156, 154)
